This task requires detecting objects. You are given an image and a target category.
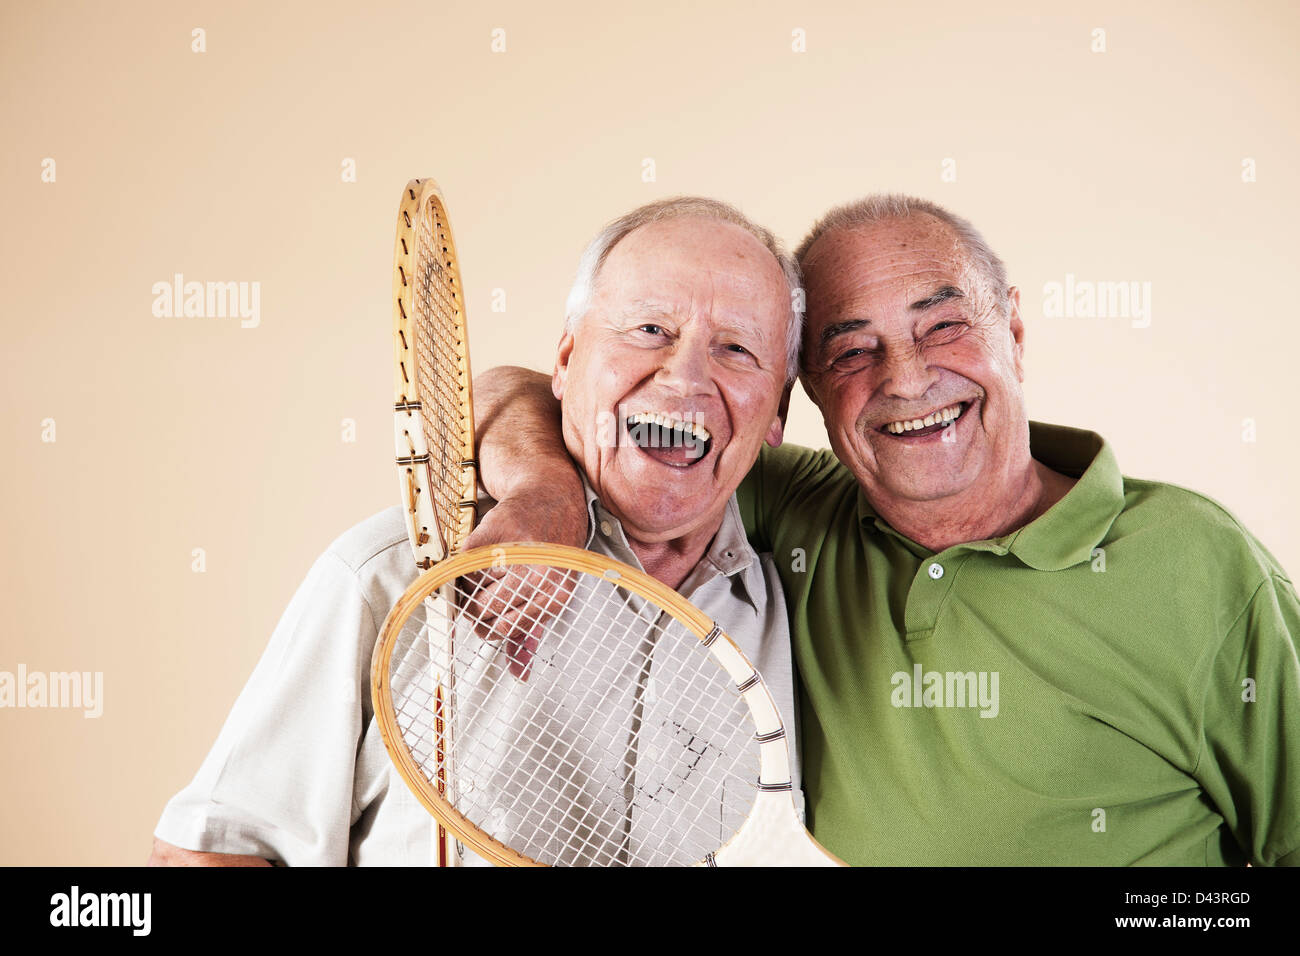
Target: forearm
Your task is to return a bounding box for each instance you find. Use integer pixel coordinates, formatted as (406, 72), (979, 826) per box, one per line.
(469, 366), (587, 549)
(148, 837), (272, 867)
(474, 366), (579, 500)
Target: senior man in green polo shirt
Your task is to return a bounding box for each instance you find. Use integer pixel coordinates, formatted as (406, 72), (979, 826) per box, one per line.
(469, 195), (1300, 866)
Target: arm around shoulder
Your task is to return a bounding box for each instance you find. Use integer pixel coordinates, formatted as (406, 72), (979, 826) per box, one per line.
(468, 366), (587, 550)
(735, 443), (846, 553)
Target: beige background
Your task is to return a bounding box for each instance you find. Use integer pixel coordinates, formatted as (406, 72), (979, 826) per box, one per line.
(1, 0), (1295, 864)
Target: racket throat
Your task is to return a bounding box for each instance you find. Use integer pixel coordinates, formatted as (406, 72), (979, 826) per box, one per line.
(435, 683), (449, 866)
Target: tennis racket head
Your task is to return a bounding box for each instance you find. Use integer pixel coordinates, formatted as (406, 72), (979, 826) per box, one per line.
(371, 543), (844, 867)
(392, 177), (477, 569)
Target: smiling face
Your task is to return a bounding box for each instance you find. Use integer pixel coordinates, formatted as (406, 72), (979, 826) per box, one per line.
(799, 213), (1030, 513)
(553, 216), (791, 545)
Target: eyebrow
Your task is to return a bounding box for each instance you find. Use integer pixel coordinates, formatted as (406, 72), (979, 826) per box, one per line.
(819, 319), (871, 349)
(619, 299), (673, 320)
(614, 304), (773, 359)
(818, 286), (965, 347)
(910, 286), (965, 310)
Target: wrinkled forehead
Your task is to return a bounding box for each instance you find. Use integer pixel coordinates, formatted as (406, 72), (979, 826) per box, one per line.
(801, 216), (986, 325)
(589, 218), (791, 333)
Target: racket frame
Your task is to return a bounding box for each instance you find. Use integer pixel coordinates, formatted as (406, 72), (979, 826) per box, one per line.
(391, 176), (478, 867)
(371, 543), (844, 867)
(392, 177), (478, 570)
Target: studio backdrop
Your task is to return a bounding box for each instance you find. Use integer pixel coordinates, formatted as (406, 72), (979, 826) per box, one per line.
(1, 0), (1295, 864)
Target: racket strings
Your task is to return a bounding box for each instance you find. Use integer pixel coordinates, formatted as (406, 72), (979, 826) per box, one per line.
(411, 204), (475, 551)
(431, 602), (755, 868)
(392, 582), (733, 868)
(471, 585), (742, 866)
(388, 563), (761, 866)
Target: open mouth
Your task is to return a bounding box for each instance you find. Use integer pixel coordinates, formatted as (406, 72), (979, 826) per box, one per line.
(878, 400), (970, 439)
(624, 412), (713, 467)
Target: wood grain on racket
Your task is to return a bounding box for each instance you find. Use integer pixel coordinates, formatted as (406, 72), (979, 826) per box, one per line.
(390, 176), (478, 868)
(393, 177), (477, 568)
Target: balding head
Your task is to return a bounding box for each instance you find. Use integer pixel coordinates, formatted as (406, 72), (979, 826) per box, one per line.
(796, 195), (1011, 337)
(566, 197), (804, 383)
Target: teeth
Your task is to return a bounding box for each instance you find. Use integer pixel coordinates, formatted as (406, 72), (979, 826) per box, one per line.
(626, 412), (711, 442)
(884, 402), (964, 435)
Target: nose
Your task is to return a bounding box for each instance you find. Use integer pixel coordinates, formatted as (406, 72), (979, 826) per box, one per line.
(655, 339), (713, 397)
(881, 348), (939, 401)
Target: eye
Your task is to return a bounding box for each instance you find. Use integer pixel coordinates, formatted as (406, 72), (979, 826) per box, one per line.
(638, 324), (666, 336)
(927, 320), (963, 337)
(724, 343), (751, 356)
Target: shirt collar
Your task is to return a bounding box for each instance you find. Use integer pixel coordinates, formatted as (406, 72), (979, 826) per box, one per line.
(580, 476), (764, 602)
(857, 421), (1126, 570)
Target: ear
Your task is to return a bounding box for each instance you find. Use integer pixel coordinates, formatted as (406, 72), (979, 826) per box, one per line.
(1006, 287), (1025, 382)
(765, 414), (785, 448)
(553, 329), (575, 400)
(759, 382), (788, 447)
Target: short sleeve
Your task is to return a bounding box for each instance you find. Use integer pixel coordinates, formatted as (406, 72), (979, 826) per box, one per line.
(736, 443), (845, 552)
(153, 551), (378, 865)
(1194, 572), (1300, 866)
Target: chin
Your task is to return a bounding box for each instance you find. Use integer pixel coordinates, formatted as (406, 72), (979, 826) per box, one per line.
(620, 498), (720, 542)
(886, 473), (977, 503)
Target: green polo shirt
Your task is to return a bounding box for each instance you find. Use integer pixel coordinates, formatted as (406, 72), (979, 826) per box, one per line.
(737, 421), (1300, 865)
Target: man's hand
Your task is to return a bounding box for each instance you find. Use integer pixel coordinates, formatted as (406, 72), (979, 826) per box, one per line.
(459, 559), (579, 681)
(461, 493), (586, 681)
(462, 492), (587, 556)
(465, 366), (589, 678)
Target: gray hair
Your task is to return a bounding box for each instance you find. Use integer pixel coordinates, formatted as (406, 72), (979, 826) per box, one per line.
(794, 194), (1011, 314)
(564, 197), (804, 383)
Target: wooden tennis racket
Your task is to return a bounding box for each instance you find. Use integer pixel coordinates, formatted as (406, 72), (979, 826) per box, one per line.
(391, 177), (477, 866)
(371, 544), (845, 867)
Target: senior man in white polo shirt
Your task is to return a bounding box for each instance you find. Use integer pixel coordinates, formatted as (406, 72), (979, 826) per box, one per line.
(149, 196), (804, 866)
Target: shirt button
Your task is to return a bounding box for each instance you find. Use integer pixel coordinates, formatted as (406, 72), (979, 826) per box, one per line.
(600, 520), (613, 537)
(927, 562), (944, 580)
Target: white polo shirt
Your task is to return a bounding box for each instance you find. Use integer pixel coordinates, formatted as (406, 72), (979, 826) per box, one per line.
(154, 493), (799, 866)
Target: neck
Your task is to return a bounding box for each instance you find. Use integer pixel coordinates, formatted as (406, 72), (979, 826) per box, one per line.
(625, 523), (718, 591)
(874, 458), (1076, 553)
